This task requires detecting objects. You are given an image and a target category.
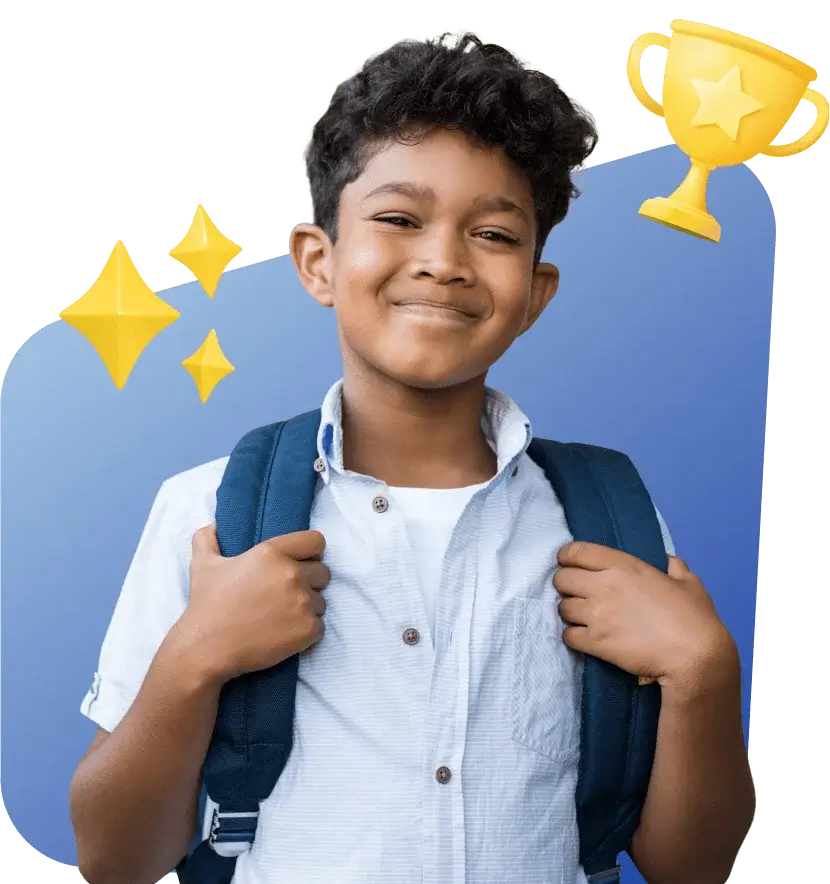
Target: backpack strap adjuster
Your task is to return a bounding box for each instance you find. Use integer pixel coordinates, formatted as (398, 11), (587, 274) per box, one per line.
(208, 806), (259, 858)
(586, 865), (622, 884)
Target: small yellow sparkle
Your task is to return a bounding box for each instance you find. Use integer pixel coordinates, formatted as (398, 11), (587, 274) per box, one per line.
(182, 329), (235, 403)
(59, 241), (180, 389)
(690, 65), (765, 141)
(169, 204), (242, 297)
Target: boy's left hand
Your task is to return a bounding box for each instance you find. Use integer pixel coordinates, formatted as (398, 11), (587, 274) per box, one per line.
(554, 542), (735, 693)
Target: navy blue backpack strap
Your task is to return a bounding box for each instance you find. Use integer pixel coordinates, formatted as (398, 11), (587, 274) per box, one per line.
(176, 409), (322, 884)
(526, 438), (668, 884)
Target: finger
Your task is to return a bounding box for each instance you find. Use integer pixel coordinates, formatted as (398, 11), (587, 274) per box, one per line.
(561, 625), (592, 654)
(557, 541), (630, 572)
(262, 530), (326, 562)
(557, 596), (590, 626)
(667, 555), (691, 579)
(192, 523), (220, 557)
(307, 586), (327, 616)
(300, 560), (331, 591)
(553, 566), (596, 599)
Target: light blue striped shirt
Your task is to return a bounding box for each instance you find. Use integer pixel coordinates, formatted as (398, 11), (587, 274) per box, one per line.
(81, 379), (673, 884)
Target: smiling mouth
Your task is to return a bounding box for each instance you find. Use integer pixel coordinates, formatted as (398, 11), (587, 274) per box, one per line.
(391, 300), (477, 320)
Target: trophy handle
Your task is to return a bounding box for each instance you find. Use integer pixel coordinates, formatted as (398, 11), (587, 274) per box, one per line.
(760, 89), (829, 157)
(627, 33), (670, 117)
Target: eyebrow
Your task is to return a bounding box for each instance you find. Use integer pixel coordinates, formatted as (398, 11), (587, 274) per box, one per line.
(360, 181), (530, 222)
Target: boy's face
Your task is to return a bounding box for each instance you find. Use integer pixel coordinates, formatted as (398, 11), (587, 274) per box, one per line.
(292, 128), (559, 390)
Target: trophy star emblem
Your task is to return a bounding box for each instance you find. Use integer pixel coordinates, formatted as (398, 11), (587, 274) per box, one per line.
(690, 65), (765, 141)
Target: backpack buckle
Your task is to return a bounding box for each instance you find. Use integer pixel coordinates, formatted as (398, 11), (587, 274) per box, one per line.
(208, 806), (259, 858)
(586, 867), (621, 884)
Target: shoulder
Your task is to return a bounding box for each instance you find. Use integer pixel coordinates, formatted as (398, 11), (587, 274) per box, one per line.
(522, 441), (676, 558)
(152, 456), (230, 541)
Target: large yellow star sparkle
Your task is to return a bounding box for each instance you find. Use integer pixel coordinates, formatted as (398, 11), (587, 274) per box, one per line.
(690, 65), (765, 141)
(182, 329), (235, 403)
(59, 241), (180, 389)
(169, 205), (242, 297)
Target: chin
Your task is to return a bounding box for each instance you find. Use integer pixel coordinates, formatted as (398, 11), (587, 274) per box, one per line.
(379, 358), (483, 391)
(341, 331), (490, 392)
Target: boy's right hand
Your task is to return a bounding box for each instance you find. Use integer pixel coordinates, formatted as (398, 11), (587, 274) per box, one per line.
(174, 523), (330, 684)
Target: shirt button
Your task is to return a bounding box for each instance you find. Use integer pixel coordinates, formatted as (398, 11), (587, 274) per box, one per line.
(402, 627), (420, 645)
(372, 495), (389, 513)
(512, 465), (519, 477)
(313, 457), (325, 473)
(435, 766), (452, 785)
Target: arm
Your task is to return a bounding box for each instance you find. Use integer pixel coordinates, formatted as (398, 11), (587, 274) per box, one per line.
(554, 542), (755, 884)
(70, 478), (328, 884)
(629, 635), (755, 884)
(70, 480), (208, 884)
(70, 625), (223, 884)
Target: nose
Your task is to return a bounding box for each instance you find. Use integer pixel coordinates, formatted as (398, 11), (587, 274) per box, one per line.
(409, 225), (473, 285)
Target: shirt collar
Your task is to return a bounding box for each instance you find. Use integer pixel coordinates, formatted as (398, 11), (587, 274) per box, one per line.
(315, 379), (532, 484)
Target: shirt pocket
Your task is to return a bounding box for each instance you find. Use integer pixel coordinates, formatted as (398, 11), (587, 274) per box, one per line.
(511, 597), (582, 764)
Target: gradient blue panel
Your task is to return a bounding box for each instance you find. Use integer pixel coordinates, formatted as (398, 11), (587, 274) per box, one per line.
(1, 145), (773, 879)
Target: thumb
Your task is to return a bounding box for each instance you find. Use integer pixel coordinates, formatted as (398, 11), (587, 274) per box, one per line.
(667, 555), (691, 579)
(192, 523), (221, 557)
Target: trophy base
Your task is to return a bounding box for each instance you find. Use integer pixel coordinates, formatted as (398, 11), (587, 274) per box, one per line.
(638, 197), (721, 243)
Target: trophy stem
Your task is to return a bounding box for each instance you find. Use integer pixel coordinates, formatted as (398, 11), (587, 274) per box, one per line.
(638, 158), (721, 242)
(669, 159), (712, 214)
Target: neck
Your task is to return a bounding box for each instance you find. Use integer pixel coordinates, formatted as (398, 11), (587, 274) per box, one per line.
(339, 360), (497, 489)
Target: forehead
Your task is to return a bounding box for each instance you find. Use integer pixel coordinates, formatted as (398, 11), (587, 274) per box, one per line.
(341, 128), (534, 211)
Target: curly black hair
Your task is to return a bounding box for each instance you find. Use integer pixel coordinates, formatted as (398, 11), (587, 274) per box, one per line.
(305, 32), (598, 264)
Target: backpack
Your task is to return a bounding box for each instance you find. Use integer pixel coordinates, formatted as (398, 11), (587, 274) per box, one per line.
(176, 409), (668, 884)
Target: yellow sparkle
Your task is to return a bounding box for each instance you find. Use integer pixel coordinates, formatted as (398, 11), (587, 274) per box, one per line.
(59, 241), (180, 389)
(690, 65), (765, 141)
(169, 204), (241, 297)
(182, 329), (235, 403)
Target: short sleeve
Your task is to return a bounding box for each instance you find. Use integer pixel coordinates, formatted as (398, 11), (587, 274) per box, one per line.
(653, 507), (676, 558)
(80, 479), (193, 732)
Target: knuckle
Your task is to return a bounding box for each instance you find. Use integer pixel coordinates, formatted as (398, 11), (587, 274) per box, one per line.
(599, 570), (621, 594)
(191, 526), (209, 551)
(279, 558), (302, 586)
(298, 591), (315, 616)
(257, 541), (280, 566)
(614, 562), (638, 585)
(565, 541), (583, 559)
(306, 617), (324, 641)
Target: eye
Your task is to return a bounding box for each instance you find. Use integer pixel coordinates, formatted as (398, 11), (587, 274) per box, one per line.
(375, 215), (416, 228)
(478, 230), (520, 244)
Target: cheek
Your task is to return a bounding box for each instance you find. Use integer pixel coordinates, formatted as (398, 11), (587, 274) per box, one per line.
(329, 245), (390, 344)
(334, 235), (396, 292)
(492, 279), (534, 335)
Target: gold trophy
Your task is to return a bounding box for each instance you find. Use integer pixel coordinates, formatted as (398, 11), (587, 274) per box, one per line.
(627, 20), (828, 241)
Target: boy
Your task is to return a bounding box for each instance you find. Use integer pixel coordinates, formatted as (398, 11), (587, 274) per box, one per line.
(69, 32), (755, 884)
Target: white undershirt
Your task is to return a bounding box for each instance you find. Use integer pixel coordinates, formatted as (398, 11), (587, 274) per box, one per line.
(386, 481), (488, 643)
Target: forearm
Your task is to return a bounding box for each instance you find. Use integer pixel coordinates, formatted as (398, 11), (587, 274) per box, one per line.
(630, 639), (755, 884)
(70, 624), (225, 884)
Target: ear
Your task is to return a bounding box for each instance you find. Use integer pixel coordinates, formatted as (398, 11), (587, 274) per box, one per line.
(519, 262), (559, 335)
(289, 223), (334, 308)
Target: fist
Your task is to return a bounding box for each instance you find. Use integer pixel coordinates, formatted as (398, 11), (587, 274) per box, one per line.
(177, 524), (330, 683)
(553, 542), (735, 691)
